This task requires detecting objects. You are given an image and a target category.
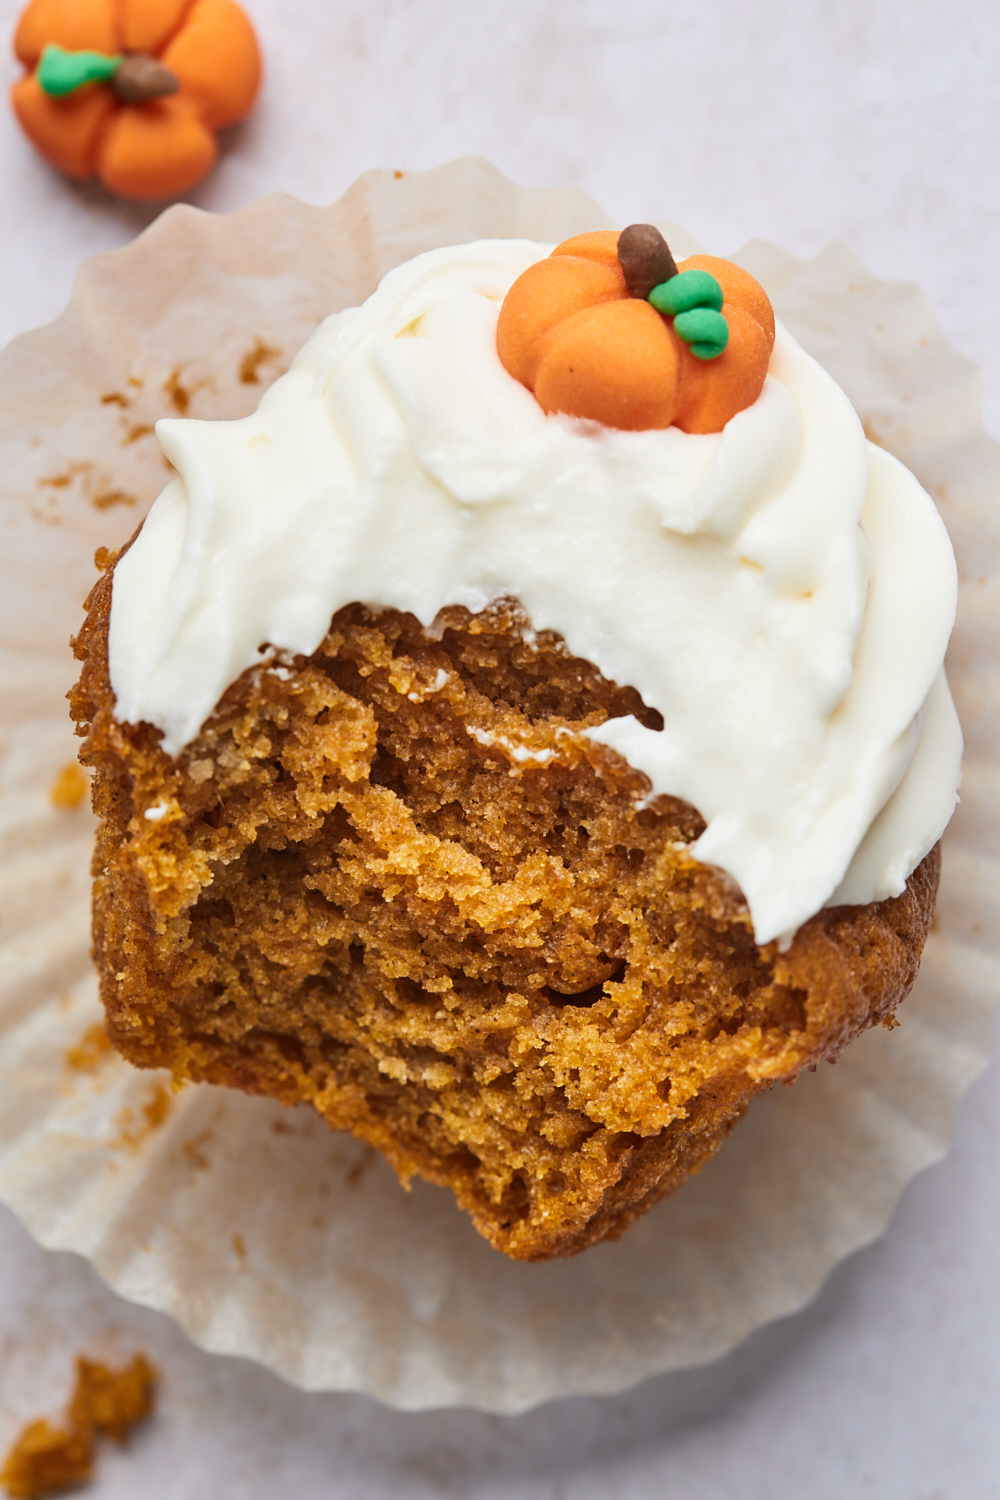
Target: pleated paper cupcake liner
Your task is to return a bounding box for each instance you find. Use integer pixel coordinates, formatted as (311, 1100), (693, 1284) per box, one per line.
(0, 158), (995, 1412)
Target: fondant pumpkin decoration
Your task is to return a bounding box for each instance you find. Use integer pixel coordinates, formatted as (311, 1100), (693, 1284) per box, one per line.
(11, 0), (262, 200)
(496, 224), (775, 434)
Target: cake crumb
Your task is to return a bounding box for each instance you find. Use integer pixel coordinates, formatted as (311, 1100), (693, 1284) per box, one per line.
(0, 1419), (92, 1499)
(346, 1147), (376, 1187)
(69, 1356), (156, 1443)
(163, 368), (192, 414)
(163, 368), (210, 416)
(182, 1129), (213, 1170)
(0, 1355), (156, 1498)
(37, 462), (136, 514)
(238, 338), (282, 386)
(49, 765), (88, 811)
(90, 487), (136, 512)
(38, 464), (89, 491)
(113, 1084), (172, 1149)
(65, 1024), (112, 1073)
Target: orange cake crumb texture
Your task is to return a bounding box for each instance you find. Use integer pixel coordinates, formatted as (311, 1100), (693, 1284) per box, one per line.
(65, 1021), (113, 1072)
(496, 229), (775, 433)
(49, 762), (88, 811)
(70, 553), (938, 1261)
(0, 1355), (156, 1499)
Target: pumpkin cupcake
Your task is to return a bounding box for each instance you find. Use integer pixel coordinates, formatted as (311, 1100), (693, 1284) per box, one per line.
(69, 227), (961, 1261)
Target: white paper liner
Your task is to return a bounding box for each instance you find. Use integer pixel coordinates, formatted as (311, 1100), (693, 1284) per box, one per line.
(0, 158), (996, 1414)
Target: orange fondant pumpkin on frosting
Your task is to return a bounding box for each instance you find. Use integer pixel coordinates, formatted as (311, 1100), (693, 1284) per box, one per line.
(496, 229), (775, 435)
(11, 0), (261, 199)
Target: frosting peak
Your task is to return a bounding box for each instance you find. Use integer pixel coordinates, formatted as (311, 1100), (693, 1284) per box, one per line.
(108, 240), (961, 942)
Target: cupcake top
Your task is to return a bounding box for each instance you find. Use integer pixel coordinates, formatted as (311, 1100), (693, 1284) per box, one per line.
(108, 237), (961, 943)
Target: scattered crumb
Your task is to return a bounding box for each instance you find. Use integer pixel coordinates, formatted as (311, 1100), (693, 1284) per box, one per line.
(49, 764), (88, 811)
(36, 462), (136, 514)
(65, 1023), (112, 1073)
(37, 470), (80, 490)
(93, 547), (117, 573)
(163, 368), (210, 416)
(113, 1084), (172, 1150)
(238, 338), (282, 386)
(0, 1420), (92, 1499)
(182, 1129), (212, 1170)
(27, 502), (62, 529)
(90, 487), (136, 512)
(346, 1146), (376, 1187)
(393, 169), (404, 179)
(232, 1234), (247, 1268)
(100, 379), (159, 448)
(69, 1356), (156, 1443)
(163, 368), (191, 414)
(0, 1355), (156, 1499)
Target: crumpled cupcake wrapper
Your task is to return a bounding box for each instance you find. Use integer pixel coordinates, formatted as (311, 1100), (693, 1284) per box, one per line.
(0, 157), (996, 1414)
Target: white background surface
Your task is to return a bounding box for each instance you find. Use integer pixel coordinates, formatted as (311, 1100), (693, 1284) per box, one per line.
(1, 1), (999, 1495)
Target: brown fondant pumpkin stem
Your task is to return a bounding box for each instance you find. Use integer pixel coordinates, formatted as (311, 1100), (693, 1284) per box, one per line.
(617, 224), (678, 301)
(112, 53), (179, 104)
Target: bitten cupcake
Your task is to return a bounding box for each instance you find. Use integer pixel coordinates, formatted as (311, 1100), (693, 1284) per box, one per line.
(69, 226), (961, 1261)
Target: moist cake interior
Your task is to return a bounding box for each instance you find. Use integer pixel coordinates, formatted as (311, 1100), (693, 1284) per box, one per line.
(71, 558), (939, 1260)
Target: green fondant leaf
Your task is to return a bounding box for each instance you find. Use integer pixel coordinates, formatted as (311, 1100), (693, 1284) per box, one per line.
(648, 269), (724, 317)
(37, 44), (121, 98)
(673, 308), (729, 359)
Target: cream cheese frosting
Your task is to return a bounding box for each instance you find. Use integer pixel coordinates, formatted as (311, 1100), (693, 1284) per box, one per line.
(108, 239), (962, 943)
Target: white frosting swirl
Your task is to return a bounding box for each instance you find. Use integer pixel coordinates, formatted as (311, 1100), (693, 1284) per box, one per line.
(108, 240), (961, 943)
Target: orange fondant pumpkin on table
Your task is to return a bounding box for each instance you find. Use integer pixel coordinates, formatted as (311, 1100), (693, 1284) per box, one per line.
(497, 225), (776, 435)
(11, 0), (261, 199)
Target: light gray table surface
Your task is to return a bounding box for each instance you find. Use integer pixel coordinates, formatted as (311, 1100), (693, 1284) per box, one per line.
(1, 1), (999, 1495)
